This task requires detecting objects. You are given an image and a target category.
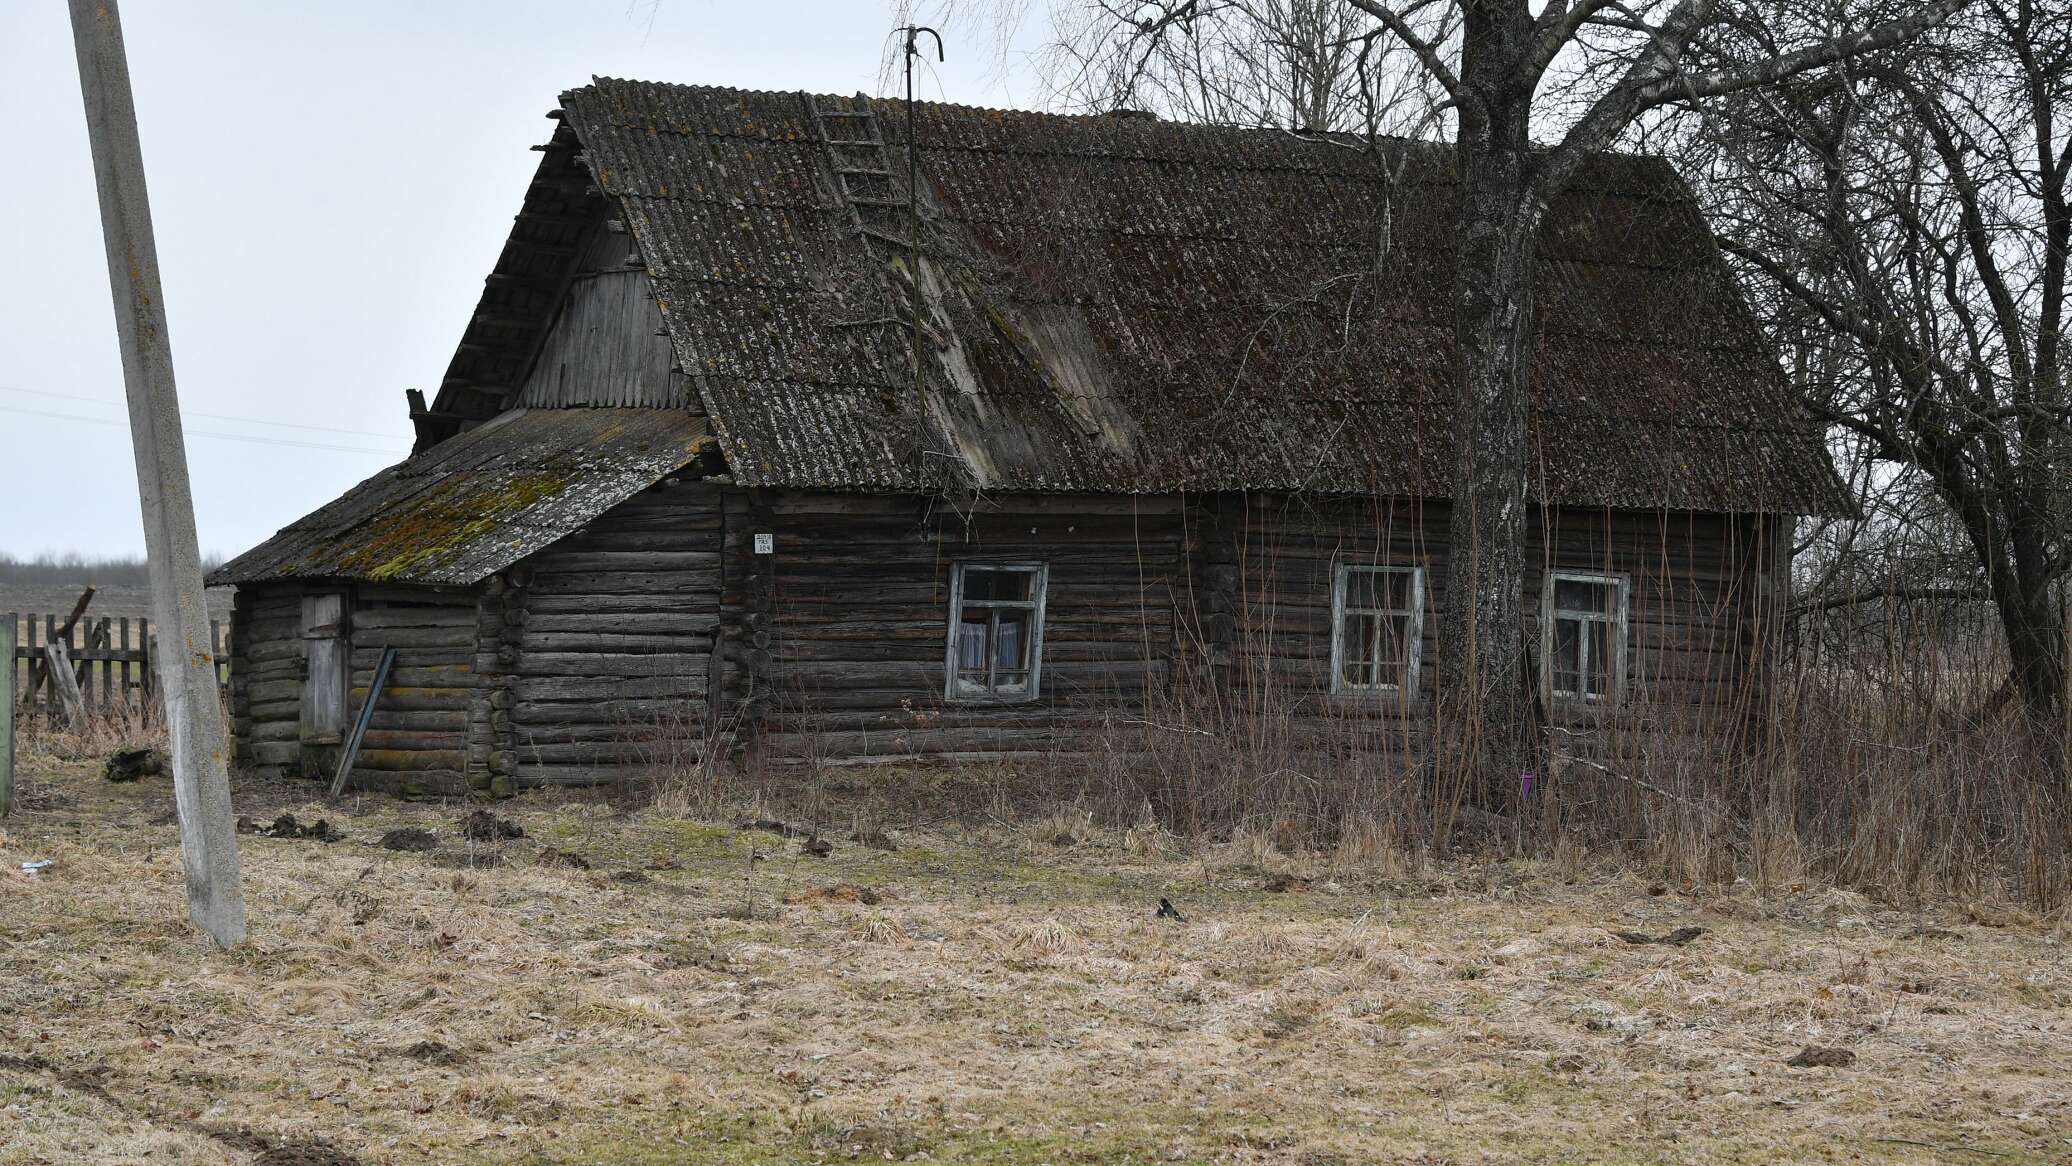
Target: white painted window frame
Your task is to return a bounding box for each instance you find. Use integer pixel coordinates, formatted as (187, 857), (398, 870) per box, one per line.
(943, 561), (1048, 703)
(1329, 563), (1425, 698)
(1541, 571), (1629, 705)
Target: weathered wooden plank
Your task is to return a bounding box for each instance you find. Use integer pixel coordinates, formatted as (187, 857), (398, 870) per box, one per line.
(548, 530), (720, 553)
(512, 651), (712, 677)
(525, 570), (723, 596)
(364, 709), (470, 732)
(246, 741), (301, 767)
(354, 583), (478, 605)
(347, 747), (469, 771)
(0, 616), (14, 817)
(244, 675), (302, 704)
(520, 612), (718, 636)
(529, 551), (721, 574)
(363, 687), (474, 712)
(352, 649), (474, 672)
(343, 626), (476, 651)
(516, 631), (714, 654)
(352, 665), (479, 689)
(42, 643), (88, 728)
(511, 762), (661, 787)
(509, 674), (708, 702)
(524, 593), (718, 616)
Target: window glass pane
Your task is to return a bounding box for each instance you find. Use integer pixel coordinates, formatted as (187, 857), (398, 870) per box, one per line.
(1552, 617), (1583, 694)
(994, 671), (1030, 690)
(1377, 613), (1410, 672)
(962, 568), (1031, 603)
(1586, 620), (1613, 697)
(995, 611), (1030, 672)
(957, 613), (989, 672)
(1384, 570), (1414, 611)
(1554, 578), (1613, 615)
(1344, 570), (1382, 608)
(1340, 612), (1376, 686)
(1345, 568), (1415, 612)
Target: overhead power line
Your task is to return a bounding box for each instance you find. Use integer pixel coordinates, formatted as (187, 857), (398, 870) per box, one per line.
(0, 403), (406, 456)
(0, 384), (409, 444)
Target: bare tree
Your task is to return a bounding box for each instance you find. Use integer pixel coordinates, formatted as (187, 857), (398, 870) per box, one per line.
(1042, 0), (1447, 134)
(1685, 0), (2069, 762)
(956, 0), (1972, 796)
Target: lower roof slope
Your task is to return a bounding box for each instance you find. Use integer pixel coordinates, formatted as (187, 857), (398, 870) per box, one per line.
(545, 79), (1845, 514)
(210, 409), (710, 586)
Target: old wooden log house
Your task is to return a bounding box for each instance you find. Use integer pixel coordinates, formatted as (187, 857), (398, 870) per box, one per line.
(211, 79), (1845, 794)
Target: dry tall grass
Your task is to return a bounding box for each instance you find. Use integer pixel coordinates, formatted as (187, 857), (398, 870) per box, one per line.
(1049, 600), (2069, 912)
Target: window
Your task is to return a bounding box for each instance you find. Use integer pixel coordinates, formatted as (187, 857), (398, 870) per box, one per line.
(1330, 564), (1424, 696)
(1542, 573), (1628, 704)
(299, 592), (350, 743)
(945, 563), (1047, 701)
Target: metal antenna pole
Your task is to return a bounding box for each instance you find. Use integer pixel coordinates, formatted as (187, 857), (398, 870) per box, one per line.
(67, 0), (247, 946)
(901, 25), (942, 407)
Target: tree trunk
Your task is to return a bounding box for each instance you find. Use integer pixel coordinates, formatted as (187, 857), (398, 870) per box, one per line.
(1437, 1), (1543, 810)
(1999, 560), (2066, 780)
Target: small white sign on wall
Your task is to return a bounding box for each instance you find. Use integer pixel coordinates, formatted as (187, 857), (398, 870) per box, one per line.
(753, 533), (774, 555)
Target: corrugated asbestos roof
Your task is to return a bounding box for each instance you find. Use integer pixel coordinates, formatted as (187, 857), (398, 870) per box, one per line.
(557, 79), (1846, 513)
(210, 409), (711, 585)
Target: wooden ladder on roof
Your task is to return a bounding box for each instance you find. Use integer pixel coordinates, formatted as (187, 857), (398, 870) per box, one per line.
(805, 93), (913, 250)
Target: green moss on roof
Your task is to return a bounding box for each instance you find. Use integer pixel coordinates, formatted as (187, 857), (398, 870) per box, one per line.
(212, 409), (711, 586)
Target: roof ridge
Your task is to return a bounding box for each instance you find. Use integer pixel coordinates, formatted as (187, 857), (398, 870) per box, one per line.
(562, 76), (1689, 169)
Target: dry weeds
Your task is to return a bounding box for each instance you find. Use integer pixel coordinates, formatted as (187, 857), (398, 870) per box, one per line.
(1, 754), (2068, 1164)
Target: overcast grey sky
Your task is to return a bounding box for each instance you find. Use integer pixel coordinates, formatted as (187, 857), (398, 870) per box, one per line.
(0, 1), (1040, 559)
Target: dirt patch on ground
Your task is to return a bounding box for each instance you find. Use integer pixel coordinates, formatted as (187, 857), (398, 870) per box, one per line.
(239, 813), (345, 842)
(376, 827), (437, 852)
(783, 884), (890, 906)
(459, 811), (524, 842)
(384, 1040), (469, 1068)
(206, 1129), (363, 1166)
(1, 753), (2067, 1164)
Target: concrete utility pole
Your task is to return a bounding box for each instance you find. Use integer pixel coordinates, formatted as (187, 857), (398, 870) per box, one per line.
(68, 0), (247, 946)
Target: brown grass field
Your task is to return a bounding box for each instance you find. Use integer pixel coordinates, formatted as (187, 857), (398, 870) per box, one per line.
(1, 749), (2067, 1165)
(0, 584), (235, 628)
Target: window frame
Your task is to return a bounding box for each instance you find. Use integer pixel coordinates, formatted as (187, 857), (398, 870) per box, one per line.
(942, 561), (1049, 704)
(1329, 563), (1426, 699)
(1540, 571), (1629, 706)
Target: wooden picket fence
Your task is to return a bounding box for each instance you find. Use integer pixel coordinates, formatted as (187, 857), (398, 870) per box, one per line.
(6, 610), (232, 721)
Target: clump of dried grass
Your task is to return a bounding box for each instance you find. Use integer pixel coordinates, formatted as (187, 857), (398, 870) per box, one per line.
(854, 911), (907, 945)
(992, 916), (1083, 956)
(15, 698), (165, 763)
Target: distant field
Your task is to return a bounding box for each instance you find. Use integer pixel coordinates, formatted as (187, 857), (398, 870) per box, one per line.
(0, 583), (235, 628)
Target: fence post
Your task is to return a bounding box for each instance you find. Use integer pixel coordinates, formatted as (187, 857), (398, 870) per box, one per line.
(2, 615), (15, 817)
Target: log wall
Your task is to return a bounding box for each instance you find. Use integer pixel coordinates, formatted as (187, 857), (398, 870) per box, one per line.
(719, 491), (1189, 762)
(229, 585), (303, 771)
(492, 478), (722, 787)
(344, 584), (482, 795)
(228, 485), (1788, 785)
(229, 580), (484, 793)
(1221, 495), (1783, 733)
